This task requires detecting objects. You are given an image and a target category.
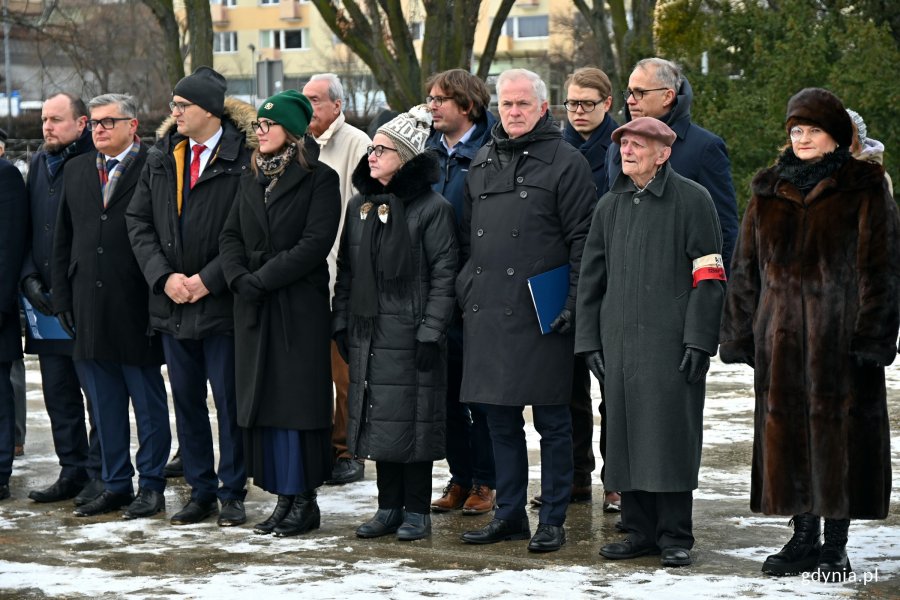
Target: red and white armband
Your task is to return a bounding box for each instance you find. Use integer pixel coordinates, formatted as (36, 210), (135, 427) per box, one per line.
(692, 254), (726, 287)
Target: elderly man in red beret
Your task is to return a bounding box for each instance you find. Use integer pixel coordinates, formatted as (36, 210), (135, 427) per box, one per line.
(575, 117), (726, 567)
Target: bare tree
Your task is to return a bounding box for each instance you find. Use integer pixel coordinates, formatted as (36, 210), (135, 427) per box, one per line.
(573, 0), (658, 87)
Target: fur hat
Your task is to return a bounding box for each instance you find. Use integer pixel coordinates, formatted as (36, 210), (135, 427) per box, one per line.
(257, 90), (313, 137)
(376, 104), (432, 164)
(612, 116), (676, 146)
(174, 66), (227, 118)
(784, 88), (852, 148)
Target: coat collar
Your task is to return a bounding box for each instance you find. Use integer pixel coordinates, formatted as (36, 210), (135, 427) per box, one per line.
(752, 157), (886, 206)
(610, 161), (673, 196)
(350, 151), (440, 200)
(425, 110), (496, 162)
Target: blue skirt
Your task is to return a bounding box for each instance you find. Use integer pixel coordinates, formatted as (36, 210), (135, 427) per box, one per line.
(244, 426), (331, 495)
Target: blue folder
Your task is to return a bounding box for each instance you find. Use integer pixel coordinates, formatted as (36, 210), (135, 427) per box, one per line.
(526, 264), (570, 335)
(21, 296), (71, 340)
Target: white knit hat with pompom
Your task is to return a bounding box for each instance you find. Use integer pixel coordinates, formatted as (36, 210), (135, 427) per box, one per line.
(377, 104), (433, 164)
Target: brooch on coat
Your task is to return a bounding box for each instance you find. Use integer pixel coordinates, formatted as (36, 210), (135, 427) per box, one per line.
(377, 204), (390, 223)
(360, 202), (373, 220)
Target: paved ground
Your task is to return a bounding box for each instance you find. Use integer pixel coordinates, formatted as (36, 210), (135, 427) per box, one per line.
(0, 356), (898, 599)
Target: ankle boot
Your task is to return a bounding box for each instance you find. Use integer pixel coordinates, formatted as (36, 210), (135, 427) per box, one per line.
(397, 512), (432, 541)
(356, 508), (404, 538)
(816, 518), (851, 578)
(762, 513), (821, 576)
(273, 490), (321, 537)
(253, 495), (294, 535)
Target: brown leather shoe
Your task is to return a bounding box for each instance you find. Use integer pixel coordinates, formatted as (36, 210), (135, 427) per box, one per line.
(430, 481), (469, 513)
(603, 491), (622, 513)
(462, 484), (496, 515)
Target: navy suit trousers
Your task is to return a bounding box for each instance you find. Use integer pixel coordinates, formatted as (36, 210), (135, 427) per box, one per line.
(0, 362), (13, 486)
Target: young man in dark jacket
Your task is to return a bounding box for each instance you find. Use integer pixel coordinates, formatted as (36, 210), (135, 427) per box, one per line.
(127, 67), (253, 527)
(424, 69), (497, 517)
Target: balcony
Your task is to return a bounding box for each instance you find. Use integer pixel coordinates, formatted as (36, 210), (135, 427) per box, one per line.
(280, 1), (303, 21)
(210, 4), (229, 25)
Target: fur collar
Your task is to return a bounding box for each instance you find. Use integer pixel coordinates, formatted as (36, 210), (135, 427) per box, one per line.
(752, 152), (885, 198)
(155, 97), (258, 148)
(351, 151), (440, 200)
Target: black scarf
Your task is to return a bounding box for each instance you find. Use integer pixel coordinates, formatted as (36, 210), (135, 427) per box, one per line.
(776, 146), (851, 195)
(350, 191), (415, 335)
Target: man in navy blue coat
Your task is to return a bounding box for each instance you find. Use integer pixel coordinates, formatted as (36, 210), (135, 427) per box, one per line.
(0, 156), (28, 500)
(606, 58), (738, 275)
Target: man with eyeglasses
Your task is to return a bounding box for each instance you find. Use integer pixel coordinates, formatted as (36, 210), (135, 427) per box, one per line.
(423, 69), (498, 517)
(127, 66), (252, 527)
(20, 92), (103, 507)
(51, 93), (171, 520)
(607, 58), (738, 275)
(301, 73), (370, 487)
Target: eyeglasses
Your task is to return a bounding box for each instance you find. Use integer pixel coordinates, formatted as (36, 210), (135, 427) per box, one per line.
(426, 95), (450, 107)
(789, 125), (826, 142)
(366, 144), (399, 157)
(86, 117), (132, 131)
(251, 120), (280, 134)
(563, 99), (604, 113)
(622, 87), (668, 102)
(168, 101), (195, 114)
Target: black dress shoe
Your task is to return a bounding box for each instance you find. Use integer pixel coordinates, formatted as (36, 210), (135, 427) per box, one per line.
(28, 477), (85, 503)
(171, 500), (218, 525)
(123, 488), (165, 520)
(397, 512), (431, 541)
(528, 523), (566, 552)
(661, 546), (692, 567)
(254, 495), (294, 534)
(218, 499), (247, 527)
(461, 518), (531, 545)
(163, 452), (184, 478)
(74, 479), (105, 507)
(614, 519), (628, 533)
(73, 489), (134, 517)
(356, 508), (404, 538)
(274, 491), (320, 537)
(599, 538), (661, 560)
(0, 484), (9, 500)
(326, 458), (365, 485)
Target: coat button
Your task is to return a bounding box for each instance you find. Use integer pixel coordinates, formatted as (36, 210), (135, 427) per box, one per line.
(504, 308), (513, 316)
(511, 229), (519, 237)
(472, 304), (479, 312)
(44, 223), (51, 231)
(95, 281), (103, 288)
(480, 194), (487, 199)
(100, 214), (108, 221)
(43, 260), (49, 267)
(520, 191), (528, 198)
(516, 176), (524, 183)
(167, 242), (172, 247)
(633, 197), (640, 205)
(475, 266), (482, 274)
(96, 247), (103, 254)
(506, 268), (514, 276)
(476, 228), (484, 237)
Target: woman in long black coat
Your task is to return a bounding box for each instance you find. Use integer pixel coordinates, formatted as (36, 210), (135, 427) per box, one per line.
(219, 90), (341, 537)
(332, 106), (458, 541)
(720, 88), (900, 579)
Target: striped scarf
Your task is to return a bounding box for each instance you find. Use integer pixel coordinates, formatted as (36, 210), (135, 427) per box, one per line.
(96, 136), (141, 207)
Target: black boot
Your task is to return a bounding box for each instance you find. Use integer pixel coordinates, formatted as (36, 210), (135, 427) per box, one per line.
(815, 518), (851, 579)
(762, 513), (821, 576)
(356, 508), (404, 538)
(397, 512), (431, 541)
(253, 495), (294, 535)
(273, 490), (321, 537)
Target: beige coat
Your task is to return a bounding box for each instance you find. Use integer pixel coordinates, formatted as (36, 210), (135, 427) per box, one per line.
(311, 112), (370, 296)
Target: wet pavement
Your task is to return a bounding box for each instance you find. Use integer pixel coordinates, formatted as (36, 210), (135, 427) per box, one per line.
(0, 356), (898, 599)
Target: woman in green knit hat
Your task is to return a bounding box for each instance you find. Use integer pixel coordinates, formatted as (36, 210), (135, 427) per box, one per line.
(220, 90), (342, 537)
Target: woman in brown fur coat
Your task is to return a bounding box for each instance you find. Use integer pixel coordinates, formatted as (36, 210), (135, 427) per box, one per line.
(720, 88), (899, 579)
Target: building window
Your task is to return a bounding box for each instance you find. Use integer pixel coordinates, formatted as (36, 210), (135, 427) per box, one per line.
(213, 31), (238, 53)
(409, 22), (423, 41)
(260, 28), (309, 50)
(211, 0), (237, 6)
(260, 0), (279, 5)
(504, 15), (549, 39)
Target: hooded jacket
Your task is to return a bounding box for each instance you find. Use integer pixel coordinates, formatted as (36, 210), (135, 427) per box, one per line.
(127, 98), (256, 340)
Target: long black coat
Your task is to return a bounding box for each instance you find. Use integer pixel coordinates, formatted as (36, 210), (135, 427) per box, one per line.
(332, 153), (458, 463)
(457, 117), (595, 407)
(127, 99), (255, 340)
(576, 163), (725, 492)
(21, 130), (94, 355)
(51, 146), (164, 366)
(219, 151), (341, 431)
(720, 157), (899, 519)
(0, 159), (27, 363)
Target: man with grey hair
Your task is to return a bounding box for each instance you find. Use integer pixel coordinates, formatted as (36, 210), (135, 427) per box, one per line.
(302, 73), (370, 486)
(607, 57), (738, 275)
(52, 93), (170, 519)
(457, 68), (595, 553)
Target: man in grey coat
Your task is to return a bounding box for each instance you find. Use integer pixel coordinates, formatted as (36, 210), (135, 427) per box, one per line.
(576, 117), (725, 567)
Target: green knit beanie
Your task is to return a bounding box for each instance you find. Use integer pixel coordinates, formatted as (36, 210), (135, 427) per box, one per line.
(257, 90), (313, 137)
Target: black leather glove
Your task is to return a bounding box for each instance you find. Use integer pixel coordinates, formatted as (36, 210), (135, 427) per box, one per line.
(585, 350), (605, 385)
(415, 341), (441, 372)
(679, 347), (710, 383)
(58, 311), (76, 339)
(334, 330), (349, 364)
(550, 308), (573, 334)
(22, 274), (53, 316)
(233, 274), (267, 303)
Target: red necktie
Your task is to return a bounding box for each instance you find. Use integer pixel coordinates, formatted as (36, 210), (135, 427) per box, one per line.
(190, 144), (206, 189)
